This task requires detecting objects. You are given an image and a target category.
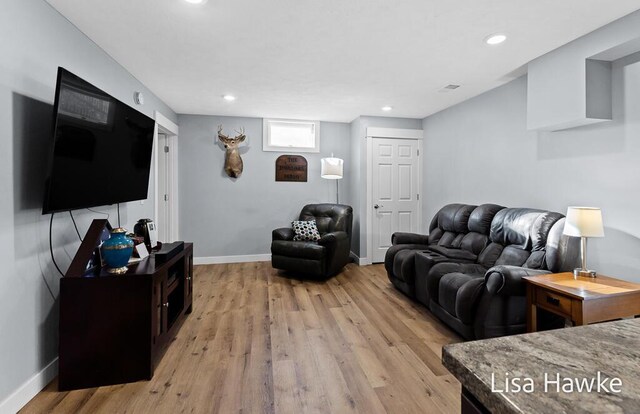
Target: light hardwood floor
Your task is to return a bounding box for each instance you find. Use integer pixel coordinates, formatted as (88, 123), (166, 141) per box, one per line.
(21, 262), (462, 414)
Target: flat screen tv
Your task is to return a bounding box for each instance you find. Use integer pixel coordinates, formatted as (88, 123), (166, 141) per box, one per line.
(42, 67), (155, 214)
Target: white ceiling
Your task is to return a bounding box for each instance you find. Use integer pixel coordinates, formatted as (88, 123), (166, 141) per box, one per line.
(46, 0), (640, 122)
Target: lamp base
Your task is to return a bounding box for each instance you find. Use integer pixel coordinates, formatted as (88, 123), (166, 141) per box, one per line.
(573, 268), (597, 278)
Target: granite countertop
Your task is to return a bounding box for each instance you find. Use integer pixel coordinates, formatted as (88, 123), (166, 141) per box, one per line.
(443, 319), (640, 413)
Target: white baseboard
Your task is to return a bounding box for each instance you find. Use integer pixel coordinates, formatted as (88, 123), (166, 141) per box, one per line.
(194, 254), (271, 265)
(0, 358), (58, 414)
(196, 253), (371, 266)
(350, 252), (372, 266)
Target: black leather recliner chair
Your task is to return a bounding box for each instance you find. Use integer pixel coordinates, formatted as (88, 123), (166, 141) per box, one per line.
(271, 204), (353, 279)
(385, 203), (579, 340)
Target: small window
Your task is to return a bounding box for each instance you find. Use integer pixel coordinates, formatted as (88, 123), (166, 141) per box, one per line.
(263, 119), (320, 153)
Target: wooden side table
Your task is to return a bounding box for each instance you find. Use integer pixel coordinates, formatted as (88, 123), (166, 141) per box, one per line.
(523, 272), (640, 333)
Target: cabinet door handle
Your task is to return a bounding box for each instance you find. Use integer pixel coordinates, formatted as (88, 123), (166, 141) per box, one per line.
(546, 295), (560, 306)
(163, 302), (169, 308)
(186, 277), (192, 281)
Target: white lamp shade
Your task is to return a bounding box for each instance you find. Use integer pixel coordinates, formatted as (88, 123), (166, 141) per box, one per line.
(563, 207), (604, 237)
(321, 157), (343, 179)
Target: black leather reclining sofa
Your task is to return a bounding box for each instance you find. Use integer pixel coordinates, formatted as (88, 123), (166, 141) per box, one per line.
(385, 203), (579, 340)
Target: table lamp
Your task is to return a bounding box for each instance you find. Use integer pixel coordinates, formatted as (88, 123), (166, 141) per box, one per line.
(563, 207), (604, 277)
(321, 155), (343, 204)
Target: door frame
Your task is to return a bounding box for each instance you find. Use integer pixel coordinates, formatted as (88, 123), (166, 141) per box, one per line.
(154, 111), (180, 242)
(365, 127), (423, 264)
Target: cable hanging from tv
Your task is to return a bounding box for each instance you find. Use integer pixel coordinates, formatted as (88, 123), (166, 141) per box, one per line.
(69, 210), (83, 242)
(45, 212), (64, 301)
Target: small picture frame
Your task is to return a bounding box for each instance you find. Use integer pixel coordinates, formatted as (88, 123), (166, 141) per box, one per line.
(135, 243), (150, 259)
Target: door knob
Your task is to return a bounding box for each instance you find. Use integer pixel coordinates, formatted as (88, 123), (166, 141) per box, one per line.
(374, 204), (383, 209)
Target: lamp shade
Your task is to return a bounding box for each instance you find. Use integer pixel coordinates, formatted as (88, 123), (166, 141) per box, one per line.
(321, 157), (343, 179)
(563, 207), (604, 238)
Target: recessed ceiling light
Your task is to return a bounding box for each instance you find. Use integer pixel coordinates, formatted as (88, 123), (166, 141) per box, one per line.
(485, 34), (507, 45)
(382, 106), (393, 111)
(183, 0), (207, 4)
(223, 95), (236, 102)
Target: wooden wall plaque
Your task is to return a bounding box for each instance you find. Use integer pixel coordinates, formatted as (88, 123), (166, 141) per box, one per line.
(276, 155), (308, 182)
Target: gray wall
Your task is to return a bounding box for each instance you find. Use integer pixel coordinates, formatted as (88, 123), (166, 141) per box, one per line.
(347, 116), (423, 257)
(422, 56), (640, 282)
(527, 10), (640, 130)
(178, 115), (350, 258)
(0, 0), (176, 406)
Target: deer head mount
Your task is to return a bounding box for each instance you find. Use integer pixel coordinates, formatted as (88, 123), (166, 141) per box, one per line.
(217, 125), (246, 178)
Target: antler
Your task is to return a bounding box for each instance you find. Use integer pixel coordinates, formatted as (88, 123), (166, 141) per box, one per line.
(234, 127), (246, 142)
(217, 125), (229, 140)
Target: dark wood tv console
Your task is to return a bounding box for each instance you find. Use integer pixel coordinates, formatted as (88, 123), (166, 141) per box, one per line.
(59, 220), (194, 391)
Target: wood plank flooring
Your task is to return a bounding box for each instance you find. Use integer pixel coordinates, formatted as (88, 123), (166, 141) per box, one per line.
(21, 262), (462, 414)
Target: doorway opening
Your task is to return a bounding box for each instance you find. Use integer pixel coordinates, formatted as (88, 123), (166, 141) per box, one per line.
(154, 112), (179, 243)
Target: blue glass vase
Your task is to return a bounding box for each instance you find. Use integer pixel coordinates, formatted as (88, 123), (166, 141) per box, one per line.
(101, 228), (134, 274)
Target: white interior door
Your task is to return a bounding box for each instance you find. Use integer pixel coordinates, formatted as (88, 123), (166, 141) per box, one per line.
(156, 132), (170, 242)
(371, 138), (420, 263)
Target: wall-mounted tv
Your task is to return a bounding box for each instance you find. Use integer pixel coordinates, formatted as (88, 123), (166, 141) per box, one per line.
(42, 67), (155, 214)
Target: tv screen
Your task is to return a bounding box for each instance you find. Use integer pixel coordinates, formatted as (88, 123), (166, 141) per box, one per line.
(42, 68), (155, 214)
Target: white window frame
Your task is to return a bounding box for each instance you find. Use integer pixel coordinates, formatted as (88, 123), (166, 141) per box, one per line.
(262, 118), (320, 153)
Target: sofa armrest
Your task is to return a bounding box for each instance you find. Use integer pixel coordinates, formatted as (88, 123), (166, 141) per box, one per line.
(391, 232), (429, 246)
(319, 231), (351, 276)
(318, 231), (348, 246)
(484, 265), (551, 296)
(272, 227), (295, 241)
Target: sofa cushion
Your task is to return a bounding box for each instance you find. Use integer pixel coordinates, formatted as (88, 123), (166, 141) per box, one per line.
(436, 232), (458, 248)
(459, 233), (489, 255)
(427, 245), (477, 261)
(477, 243), (504, 268)
(299, 204), (352, 236)
(523, 250), (546, 269)
(468, 204), (505, 234)
(427, 203), (477, 245)
(490, 208), (546, 249)
(545, 218), (580, 272)
(495, 246), (530, 267)
(428, 227), (445, 245)
(438, 204), (476, 233)
(531, 212), (564, 251)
